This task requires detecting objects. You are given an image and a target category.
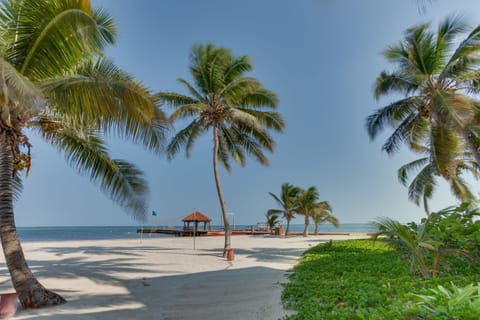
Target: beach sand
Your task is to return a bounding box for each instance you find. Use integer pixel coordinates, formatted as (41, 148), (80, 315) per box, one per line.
(3, 233), (370, 319)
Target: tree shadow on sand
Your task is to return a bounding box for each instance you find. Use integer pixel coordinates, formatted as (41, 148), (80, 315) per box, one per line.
(10, 239), (315, 319)
(16, 266), (291, 320)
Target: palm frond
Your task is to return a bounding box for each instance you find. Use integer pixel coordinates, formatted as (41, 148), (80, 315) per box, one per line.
(218, 126), (246, 167)
(442, 24), (480, 79)
(382, 113), (419, 154)
(169, 103), (207, 122)
(432, 90), (475, 128)
(435, 15), (467, 72)
(42, 57), (169, 153)
(42, 126), (149, 221)
(372, 217), (418, 252)
(366, 96), (420, 140)
(237, 109), (285, 132)
(0, 56), (45, 115)
(221, 77), (263, 103)
(240, 89), (279, 110)
(398, 157), (430, 186)
(431, 124), (461, 177)
(4, 0), (116, 80)
(166, 120), (204, 160)
(406, 22), (438, 75)
(176, 78), (204, 101)
(407, 164), (436, 205)
(449, 176), (477, 204)
(224, 55), (252, 83)
(374, 71), (420, 101)
(223, 126), (269, 165)
(156, 91), (198, 108)
(268, 192), (284, 208)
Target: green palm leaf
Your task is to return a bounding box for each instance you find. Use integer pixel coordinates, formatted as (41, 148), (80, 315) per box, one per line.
(41, 57), (168, 153)
(1, 0), (116, 80)
(42, 125), (148, 220)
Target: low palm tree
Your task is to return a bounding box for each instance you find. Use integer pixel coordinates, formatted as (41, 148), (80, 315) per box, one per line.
(158, 43), (284, 255)
(296, 186), (320, 237)
(372, 217), (432, 277)
(311, 201), (338, 235)
(265, 212), (280, 232)
(0, 0), (167, 308)
(267, 183), (300, 236)
(367, 16), (480, 180)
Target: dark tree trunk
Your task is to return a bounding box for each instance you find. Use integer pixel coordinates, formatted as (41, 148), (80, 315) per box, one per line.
(303, 214), (309, 237)
(285, 216), (291, 237)
(212, 128), (231, 256)
(0, 133), (66, 308)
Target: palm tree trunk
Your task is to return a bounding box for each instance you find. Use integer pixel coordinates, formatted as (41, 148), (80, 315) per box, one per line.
(314, 222), (319, 235)
(285, 216), (291, 237)
(303, 214), (309, 237)
(0, 133), (66, 308)
(212, 128), (231, 256)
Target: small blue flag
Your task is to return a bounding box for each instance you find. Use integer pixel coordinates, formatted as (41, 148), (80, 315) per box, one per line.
(152, 210), (157, 216)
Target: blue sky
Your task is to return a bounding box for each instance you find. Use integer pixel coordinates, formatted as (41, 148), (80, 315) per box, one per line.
(14, 0), (480, 227)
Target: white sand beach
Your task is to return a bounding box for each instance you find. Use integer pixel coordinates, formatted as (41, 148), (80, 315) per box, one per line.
(2, 234), (370, 319)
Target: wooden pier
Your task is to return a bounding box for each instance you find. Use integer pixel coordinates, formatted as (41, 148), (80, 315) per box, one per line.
(136, 228), (272, 237)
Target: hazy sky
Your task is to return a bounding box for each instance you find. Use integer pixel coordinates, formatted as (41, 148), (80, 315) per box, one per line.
(14, 0), (480, 227)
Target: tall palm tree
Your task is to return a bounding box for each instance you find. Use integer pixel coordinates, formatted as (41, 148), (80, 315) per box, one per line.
(311, 201), (338, 235)
(295, 186), (320, 237)
(398, 146), (479, 214)
(367, 16), (480, 179)
(157, 43), (284, 255)
(267, 183), (300, 236)
(0, 0), (167, 308)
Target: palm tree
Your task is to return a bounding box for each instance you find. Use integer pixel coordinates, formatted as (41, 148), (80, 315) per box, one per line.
(295, 186), (320, 237)
(367, 16), (480, 180)
(372, 217), (433, 277)
(0, 0), (167, 308)
(157, 43), (284, 255)
(265, 211), (280, 232)
(267, 183), (300, 236)
(311, 201), (338, 235)
(398, 146), (479, 214)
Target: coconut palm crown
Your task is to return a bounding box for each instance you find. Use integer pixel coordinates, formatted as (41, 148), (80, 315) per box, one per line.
(267, 182), (301, 236)
(0, 0), (167, 308)
(157, 43), (285, 254)
(367, 15), (480, 184)
(312, 200), (338, 235)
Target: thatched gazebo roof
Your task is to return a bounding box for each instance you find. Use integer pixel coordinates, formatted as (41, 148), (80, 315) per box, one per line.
(182, 211), (212, 223)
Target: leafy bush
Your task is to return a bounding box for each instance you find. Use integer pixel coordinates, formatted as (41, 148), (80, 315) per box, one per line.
(413, 282), (480, 319)
(282, 240), (479, 319)
(372, 203), (480, 277)
(426, 203), (480, 264)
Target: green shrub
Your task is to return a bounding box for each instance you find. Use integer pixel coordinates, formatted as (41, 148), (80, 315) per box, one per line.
(282, 240), (479, 319)
(413, 282), (480, 319)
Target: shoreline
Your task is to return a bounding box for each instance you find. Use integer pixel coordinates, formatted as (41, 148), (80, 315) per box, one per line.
(4, 234), (370, 319)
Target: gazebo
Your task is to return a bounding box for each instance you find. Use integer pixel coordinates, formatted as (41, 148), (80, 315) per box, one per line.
(182, 211), (212, 232)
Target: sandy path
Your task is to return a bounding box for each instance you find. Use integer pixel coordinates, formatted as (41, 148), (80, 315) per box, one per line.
(0, 234), (370, 319)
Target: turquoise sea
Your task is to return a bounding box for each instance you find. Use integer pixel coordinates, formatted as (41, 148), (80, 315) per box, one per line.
(16, 223), (375, 242)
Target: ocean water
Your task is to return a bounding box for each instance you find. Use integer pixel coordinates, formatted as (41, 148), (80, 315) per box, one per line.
(15, 223), (375, 242)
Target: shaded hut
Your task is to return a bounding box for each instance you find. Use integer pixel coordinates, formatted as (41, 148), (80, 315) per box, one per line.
(182, 211), (212, 232)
